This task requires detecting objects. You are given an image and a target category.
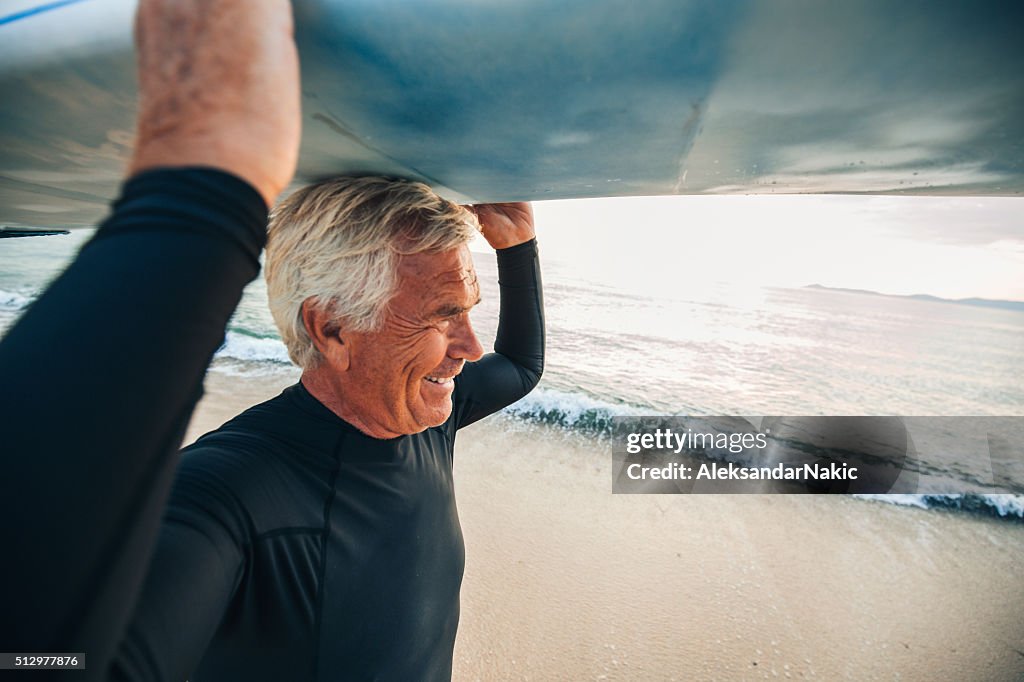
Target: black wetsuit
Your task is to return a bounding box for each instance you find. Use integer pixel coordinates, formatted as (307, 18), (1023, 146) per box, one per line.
(0, 169), (268, 680)
(109, 246), (544, 676)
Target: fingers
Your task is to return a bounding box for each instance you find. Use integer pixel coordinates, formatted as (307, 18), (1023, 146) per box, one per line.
(468, 202), (535, 250)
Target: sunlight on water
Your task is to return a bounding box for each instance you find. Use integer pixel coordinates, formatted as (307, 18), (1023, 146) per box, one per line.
(3, 208), (1022, 514)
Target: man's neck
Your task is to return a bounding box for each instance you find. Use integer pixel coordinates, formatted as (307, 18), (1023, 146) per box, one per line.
(300, 370), (402, 440)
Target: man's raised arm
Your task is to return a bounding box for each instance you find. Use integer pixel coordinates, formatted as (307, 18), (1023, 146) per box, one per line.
(452, 203), (545, 428)
(0, 1), (299, 675)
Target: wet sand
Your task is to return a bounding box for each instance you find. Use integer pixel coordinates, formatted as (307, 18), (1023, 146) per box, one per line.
(189, 370), (1024, 681)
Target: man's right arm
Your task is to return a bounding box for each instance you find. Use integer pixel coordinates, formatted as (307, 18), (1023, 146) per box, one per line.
(111, 521), (244, 682)
(0, 168), (266, 673)
(110, 446), (251, 682)
(0, 0), (299, 673)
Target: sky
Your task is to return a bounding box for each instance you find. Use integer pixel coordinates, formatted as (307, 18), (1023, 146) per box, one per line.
(472, 195), (1024, 302)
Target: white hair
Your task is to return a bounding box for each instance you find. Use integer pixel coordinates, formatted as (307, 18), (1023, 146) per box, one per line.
(266, 176), (479, 368)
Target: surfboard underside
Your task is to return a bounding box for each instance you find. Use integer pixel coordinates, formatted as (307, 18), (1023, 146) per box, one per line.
(0, 0), (1022, 229)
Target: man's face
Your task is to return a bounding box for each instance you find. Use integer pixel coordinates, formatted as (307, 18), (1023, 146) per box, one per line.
(340, 245), (484, 437)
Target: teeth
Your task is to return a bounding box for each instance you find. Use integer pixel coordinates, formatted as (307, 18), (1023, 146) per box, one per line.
(425, 376), (453, 384)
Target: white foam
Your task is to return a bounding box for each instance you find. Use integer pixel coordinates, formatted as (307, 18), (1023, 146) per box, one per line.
(980, 494), (1024, 517)
(215, 331), (292, 365)
(855, 493), (1024, 518)
(0, 288), (32, 311)
(503, 385), (641, 428)
(209, 359), (299, 379)
(854, 494), (931, 510)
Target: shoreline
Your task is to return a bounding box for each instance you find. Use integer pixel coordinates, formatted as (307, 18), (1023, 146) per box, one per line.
(189, 369), (1024, 681)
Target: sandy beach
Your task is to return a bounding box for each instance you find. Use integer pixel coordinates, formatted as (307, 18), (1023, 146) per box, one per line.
(187, 370), (1024, 681)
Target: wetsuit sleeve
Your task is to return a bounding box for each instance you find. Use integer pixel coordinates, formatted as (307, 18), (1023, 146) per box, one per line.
(110, 521), (244, 682)
(110, 447), (250, 682)
(0, 168), (266, 678)
(452, 239), (544, 428)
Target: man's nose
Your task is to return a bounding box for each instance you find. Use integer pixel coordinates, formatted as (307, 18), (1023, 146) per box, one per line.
(449, 316), (484, 362)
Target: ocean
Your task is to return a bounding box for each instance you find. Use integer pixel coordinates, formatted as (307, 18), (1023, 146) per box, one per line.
(2, 227), (1022, 519)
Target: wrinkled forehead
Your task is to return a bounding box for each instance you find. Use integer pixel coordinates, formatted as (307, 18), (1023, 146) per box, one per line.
(396, 246), (479, 302)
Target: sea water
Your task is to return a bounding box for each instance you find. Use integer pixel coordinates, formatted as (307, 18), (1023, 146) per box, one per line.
(2, 228), (1022, 519)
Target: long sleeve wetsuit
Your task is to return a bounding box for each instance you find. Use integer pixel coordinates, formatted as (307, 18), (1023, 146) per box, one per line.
(104, 255), (544, 677)
(0, 169), (268, 680)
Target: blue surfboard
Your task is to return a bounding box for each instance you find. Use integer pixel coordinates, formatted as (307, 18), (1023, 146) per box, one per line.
(0, 0), (1021, 230)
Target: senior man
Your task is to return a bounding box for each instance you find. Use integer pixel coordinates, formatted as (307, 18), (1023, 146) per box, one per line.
(111, 177), (544, 681)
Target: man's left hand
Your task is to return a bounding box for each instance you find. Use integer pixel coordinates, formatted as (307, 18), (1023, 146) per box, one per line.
(470, 203), (535, 250)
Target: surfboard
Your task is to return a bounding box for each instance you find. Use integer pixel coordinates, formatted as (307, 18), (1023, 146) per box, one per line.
(0, 0), (1022, 230)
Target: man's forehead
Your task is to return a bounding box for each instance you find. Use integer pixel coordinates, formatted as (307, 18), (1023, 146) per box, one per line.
(396, 248), (479, 300)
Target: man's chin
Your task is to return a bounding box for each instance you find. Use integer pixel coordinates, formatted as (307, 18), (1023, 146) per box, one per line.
(414, 394), (454, 431)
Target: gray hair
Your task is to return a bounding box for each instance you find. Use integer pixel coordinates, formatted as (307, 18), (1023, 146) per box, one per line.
(266, 176), (479, 368)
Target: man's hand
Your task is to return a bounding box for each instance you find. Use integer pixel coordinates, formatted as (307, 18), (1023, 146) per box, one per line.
(130, 0), (301, 208)
(470, 203), (535, 250)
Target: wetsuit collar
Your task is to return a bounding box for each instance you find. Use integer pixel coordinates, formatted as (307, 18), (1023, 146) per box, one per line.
(286, 381), (361, 430)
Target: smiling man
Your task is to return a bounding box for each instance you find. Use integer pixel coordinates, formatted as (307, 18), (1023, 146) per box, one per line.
(112, 178), (544, 681)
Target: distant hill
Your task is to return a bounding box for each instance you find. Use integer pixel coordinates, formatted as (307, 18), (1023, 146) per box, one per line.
(803, 285), (1024, 312)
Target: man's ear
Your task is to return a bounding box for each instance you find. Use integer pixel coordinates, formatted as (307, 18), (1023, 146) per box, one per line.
(301, 298), (350, 371)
